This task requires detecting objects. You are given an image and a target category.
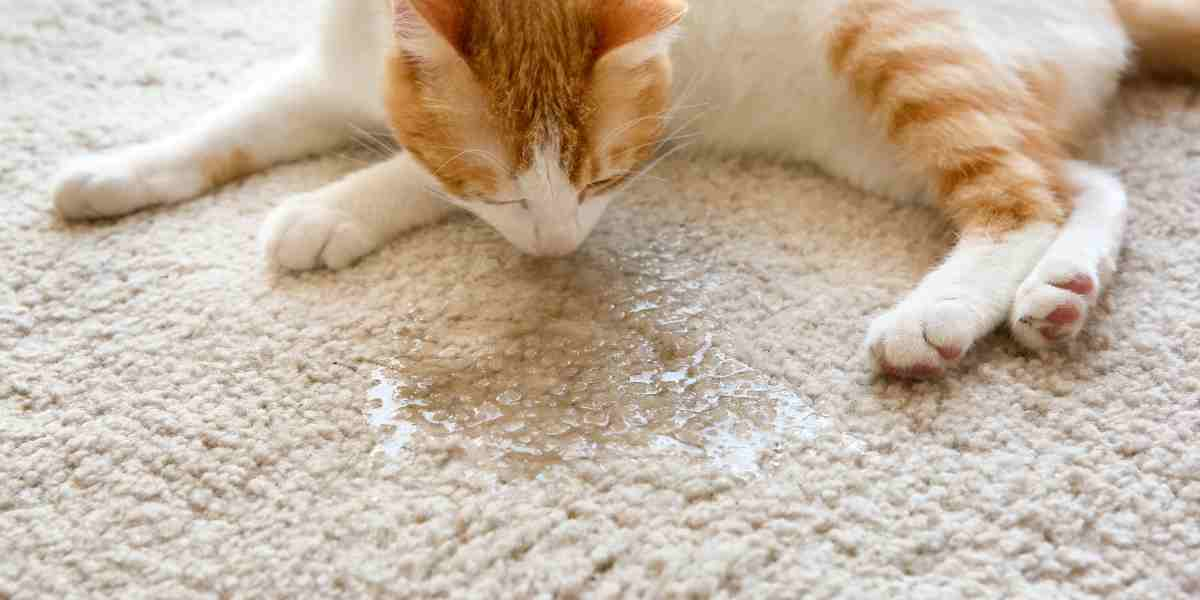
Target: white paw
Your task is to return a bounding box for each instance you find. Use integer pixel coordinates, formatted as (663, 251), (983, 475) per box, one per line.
(52, 159), (164, 220)
(259, 198), (381, 271)
(866, 297), (985, 380)
(1010, 263), (1097, 350)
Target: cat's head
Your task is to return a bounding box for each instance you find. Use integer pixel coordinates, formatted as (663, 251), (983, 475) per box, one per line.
(386, 0), (686, 256)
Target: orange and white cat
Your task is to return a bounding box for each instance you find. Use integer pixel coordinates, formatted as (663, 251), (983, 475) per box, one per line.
(52, 0), (1200, 379)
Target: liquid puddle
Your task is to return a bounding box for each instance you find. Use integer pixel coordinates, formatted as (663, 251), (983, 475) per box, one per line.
(367, 348), (826, 478)
(364, 235), (835, 479)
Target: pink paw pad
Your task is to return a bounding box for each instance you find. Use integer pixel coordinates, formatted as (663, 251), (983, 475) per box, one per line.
(1052, 274), (1095, 297)
(1045, 305), (1081, 326)
(1011, 268), (1101, 351)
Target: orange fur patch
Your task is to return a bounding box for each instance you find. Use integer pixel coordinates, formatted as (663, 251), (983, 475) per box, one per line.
(201, 148), (254, 188)
(406, 0), (468, 49)
(1014, 62), (1080, 214)
(1113, 0), (1200, 80)
(937, 146), (1007, 198)
(828, 0), (1070, 233)
(384, 50), (499, 198)
(828, 0), (903, 72)
(591, 56), (673, 175)
(592, 0), (687, 57)
(853, 46), (969, 110)
(887, 92), (1000, 141)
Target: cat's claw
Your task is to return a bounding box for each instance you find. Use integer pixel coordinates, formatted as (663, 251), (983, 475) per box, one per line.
(1010, 270), (1097, 350)
(260, 199), (380, 271)
(866, 298), (981, 380)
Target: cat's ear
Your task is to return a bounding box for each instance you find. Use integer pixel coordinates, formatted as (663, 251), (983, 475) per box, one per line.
(393, 0), (470, 56)
(592, 0), (688, 60)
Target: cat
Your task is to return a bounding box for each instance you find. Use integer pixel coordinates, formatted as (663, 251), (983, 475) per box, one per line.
(52, 0), (1200, 379)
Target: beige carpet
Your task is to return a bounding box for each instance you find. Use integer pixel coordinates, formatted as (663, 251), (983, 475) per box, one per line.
(4, 1), (1200, 598)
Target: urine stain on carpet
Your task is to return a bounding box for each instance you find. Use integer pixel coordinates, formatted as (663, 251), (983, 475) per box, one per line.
(366, 355), (825, 478)
(363, 232), (836, 478)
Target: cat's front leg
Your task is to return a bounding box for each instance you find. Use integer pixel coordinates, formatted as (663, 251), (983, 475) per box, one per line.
(866, 225), (1059, 379)
(53, 58), (353, 219)
(1009, 162), (1128, 349)
(260, 153), (456, 271)
(826, 1), (1103, 377)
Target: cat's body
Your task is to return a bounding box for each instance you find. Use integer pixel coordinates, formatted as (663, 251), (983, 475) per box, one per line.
(53, 0), (1200, 378)
(677, 1), (1126, 200)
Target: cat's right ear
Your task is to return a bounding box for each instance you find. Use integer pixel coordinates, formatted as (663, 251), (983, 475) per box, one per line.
(392, 0), (470, 58)
(592, 0), (689, 62)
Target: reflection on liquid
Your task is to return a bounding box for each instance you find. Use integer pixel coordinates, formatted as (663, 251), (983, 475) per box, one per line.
(367, 365), (827, 477)
(366, 314), (831, 477)
(364, 221), (838, 478)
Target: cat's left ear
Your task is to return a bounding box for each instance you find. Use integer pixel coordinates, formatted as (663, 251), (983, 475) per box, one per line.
(592, 0), (688, 62)
(393, 0), (470, 58)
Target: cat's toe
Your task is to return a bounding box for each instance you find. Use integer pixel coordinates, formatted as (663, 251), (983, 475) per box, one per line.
(52, 170), (102, 219)
(1010, 272), (1096, 350)
(866, 299), (979, 380)
(1051, 274), (1096, 296)
(260, 200), (379, 271)
(52, 161), (158, 220)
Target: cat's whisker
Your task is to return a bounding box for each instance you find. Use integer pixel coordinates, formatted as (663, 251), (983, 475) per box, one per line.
(671, 66), (707, 111)
(346, 127), (387, 155)
(597, 114), (672, 149)
(348, 123), (400, 159)
(655, 108), (714, 152)
(665, 102), (711, 112)
(429, 146), (515, 179)
(662, 66), (712, 126)
(423, 185), (458, 206)
(432, 150), (476, 177)
(611, 132), (703, 162)
(609, 171), (668, 184)
(348, 122), (396, 143)
(333, 150), (375, 166)
(611, 140), (698, 198)
(347, 138), (392, 161)
(658, 130), (706, 146)
(598, 100), (710, 151)
(540, 143), (556, 204)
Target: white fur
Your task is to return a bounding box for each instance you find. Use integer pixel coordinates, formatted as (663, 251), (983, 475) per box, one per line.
(260, 153), (454, 270)
(1010, 162), (1129, 350)
(515, 143), (600, 257)
(867, 224), (1060, 374)
(456, 139), (610, 257)
(53, 0), (1146, 375)
(53, 0), (394, 218)
(430, 140), (614, 257)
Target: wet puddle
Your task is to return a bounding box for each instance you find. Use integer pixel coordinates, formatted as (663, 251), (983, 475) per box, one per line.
(366, 344), (827, 478)
(363, 228), (836, 479)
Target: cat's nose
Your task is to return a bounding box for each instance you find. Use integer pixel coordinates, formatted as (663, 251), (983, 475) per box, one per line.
(533, 224), (583, 257)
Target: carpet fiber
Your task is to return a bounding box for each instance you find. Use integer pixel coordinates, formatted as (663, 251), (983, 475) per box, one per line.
(3, 2), (1199, 598)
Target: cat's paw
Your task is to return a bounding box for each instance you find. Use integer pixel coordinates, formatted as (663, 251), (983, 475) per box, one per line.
(866, 298), (983, 380)
(1010, 265), (1097, 350)
(52, 159), (167, 220)
(259, 198), (381, 271)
